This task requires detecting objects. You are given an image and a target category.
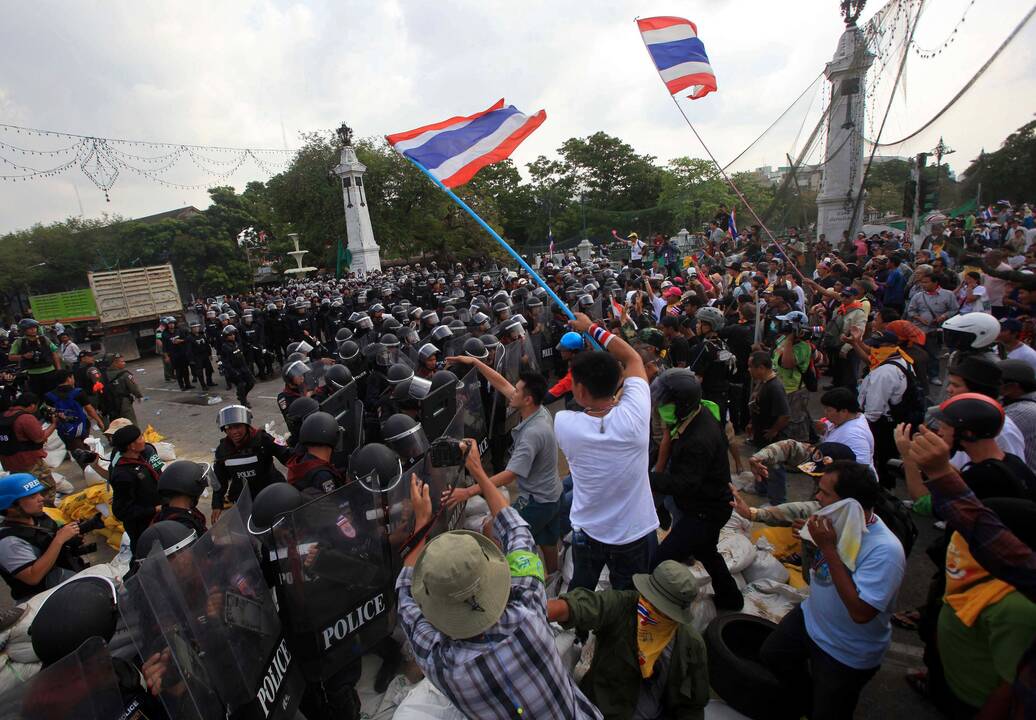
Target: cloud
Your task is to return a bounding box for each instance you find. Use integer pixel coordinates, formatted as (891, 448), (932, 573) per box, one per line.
(1, 0), (1033, 233)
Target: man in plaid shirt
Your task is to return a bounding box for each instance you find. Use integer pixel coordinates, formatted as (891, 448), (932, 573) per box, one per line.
(396, 438), (601, 719)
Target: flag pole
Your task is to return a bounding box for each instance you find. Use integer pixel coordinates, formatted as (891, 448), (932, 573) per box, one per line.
(635, 20), (805, 280)
(404, 155), (602, 349)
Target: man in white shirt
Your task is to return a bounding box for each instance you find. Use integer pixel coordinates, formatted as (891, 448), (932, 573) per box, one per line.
(628, 232), (646, 269)
(857, 335), (913, 488)
(818, 388), (875, 477)
(555, 312), (658, 592)
(56, 332), (80, 369)
(998, 318), (1036, 372)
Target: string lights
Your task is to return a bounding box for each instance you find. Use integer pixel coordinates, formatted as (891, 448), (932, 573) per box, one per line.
(0, 122), (293, 200)
(911, 0), (979, 59)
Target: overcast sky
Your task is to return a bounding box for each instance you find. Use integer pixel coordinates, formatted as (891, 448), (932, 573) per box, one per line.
(1, 0), (1033, 234)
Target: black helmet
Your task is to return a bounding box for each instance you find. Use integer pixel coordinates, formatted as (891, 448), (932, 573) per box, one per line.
(348, 443), (403, 492)
(335, 327), (354, 343)
(285, 396), (320, 437)
(133, 521), (198, 565)
(324, 364), (353, 390)
(17, 318), (39, 331)
(286, 341), (302, 355)
(430, 369), (461, 393)
(480, 333), (501, 350)
(462, 337), (489, 359)
(299, 411), (340, 447)
(417, 343), (439, 362)
(382, 317), (402, 334)
(381, 413), (430, 462)
(247, 482), (305, 536)
(652, 368), (702, 420)
(285, 351), (307, 366)
(930, 392), (1005, 442)
(158, 460), (208, 500)
(338, 340), (360, 361)
(386, 363), (415, 386)
(29, 577), (119, 666)
(429, 325), (453, 342)
(282, 359), (308, 385)
(380, 333), (400, 348)
(222, 324), (238, 336)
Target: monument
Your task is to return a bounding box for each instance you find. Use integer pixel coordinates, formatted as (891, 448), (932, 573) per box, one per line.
(332, 123), (382, 274)
(816, 0), (874, 245)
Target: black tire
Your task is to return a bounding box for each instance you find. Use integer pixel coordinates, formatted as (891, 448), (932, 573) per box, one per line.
(704, 613), (799, 719)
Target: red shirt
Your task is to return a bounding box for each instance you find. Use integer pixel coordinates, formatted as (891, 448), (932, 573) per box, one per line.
(0, 410), (47, 472)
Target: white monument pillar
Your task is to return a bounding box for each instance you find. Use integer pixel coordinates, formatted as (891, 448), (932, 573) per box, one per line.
(332, 124), (381, 274)
(816, 18), (874, 246)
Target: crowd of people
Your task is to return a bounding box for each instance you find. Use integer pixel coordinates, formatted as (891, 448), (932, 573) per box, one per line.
(0, 200), (1034, 718)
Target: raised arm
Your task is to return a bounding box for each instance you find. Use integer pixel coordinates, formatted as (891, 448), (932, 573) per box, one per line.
(568, 311), (646, 383)
(444, 355), (516, 400)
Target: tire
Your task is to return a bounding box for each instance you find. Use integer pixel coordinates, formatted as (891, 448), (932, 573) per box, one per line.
(704, 613), (799, 719)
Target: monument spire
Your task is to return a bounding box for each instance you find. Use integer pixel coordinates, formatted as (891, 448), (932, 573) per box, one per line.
(332, 123), (382, 275)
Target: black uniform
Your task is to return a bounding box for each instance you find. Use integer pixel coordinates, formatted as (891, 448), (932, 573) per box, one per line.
(213, 428), (291, 511)
(219, 339), (255, 406)
(165, 327), (193, 390)
(152, 505), (208, 535)
(109, 456), (162, 552)
(187, 331), (215, 388)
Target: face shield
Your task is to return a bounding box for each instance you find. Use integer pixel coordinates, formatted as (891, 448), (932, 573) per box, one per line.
(384, 422), (430, 463)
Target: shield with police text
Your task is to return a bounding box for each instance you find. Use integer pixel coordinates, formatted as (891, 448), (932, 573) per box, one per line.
(271, 480), (395, 680)
(0, 637), (124, 720)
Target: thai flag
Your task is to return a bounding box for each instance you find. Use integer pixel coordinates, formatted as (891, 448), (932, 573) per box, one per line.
(637, 17), (717, 99)
(386, 99), (546, 188)
(728, 208), (738, 239)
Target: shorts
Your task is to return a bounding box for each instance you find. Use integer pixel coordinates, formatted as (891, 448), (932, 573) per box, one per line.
(514, 496), (561, 547)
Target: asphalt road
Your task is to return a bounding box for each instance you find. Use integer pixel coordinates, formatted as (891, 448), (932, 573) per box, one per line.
(17, 355), (942, 718)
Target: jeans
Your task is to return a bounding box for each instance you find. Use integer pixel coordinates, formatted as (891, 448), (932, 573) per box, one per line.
(760, 465), (787, 506)
(569, 528), (655, 592)
(651, 506), (744, 610)
(760, 606), (879, 720)
(559, 475), (573, 539)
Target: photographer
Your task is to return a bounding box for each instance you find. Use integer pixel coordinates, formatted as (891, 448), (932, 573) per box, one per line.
(771, 311), (815, 442)
(44, 369), (104, 453)
(9, 319), (61, 398)
(0, 393), (58, 505)
(0, 473), (83, 603)
(0, 366), (23, 413)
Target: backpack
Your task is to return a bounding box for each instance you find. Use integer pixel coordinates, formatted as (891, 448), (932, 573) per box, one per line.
(882, 357), (926, 427)
(873, 486), (918, 556)
(44, 387), (89, 439)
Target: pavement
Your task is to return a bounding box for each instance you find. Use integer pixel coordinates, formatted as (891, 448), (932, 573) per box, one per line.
(14, 355), (943, 718)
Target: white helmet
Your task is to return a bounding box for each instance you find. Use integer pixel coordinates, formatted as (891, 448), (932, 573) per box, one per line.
(942, 312), (1000, 350)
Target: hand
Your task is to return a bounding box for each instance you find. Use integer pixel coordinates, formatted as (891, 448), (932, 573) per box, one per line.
(814, 419), (829, 437)
(909, 425), (953, 477)
(443, 485), (474, 509)
(749, 456), (769, 480)
(807, 515), (837, 551)
(55, 522), (81, 545)
(791, 518), (806, 539)
(893, 423), (914, 459)
(210, 508), (223, 525)
(567, 312), (593, 334)
(446, 355), (476, 367)
(462, 438), (483, 475)
(729, 484), (752, 519)
(410, 473), (433, 527)
(848, 325), (864, 341)
(142, 649), (171, 695)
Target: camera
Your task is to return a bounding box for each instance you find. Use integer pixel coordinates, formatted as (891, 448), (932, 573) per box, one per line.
(71, 448), (99, 468)
(77, 512), (106, 534)
(429, 438), (466, 468)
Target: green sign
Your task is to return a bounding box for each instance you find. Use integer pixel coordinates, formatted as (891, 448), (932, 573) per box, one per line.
(29, 289), (99, 323)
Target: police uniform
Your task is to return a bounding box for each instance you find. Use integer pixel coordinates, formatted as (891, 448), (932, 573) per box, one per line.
(213, 428), (291, 512)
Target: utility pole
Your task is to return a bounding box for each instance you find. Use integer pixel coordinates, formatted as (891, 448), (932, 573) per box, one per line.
(933, 136), (955, 206)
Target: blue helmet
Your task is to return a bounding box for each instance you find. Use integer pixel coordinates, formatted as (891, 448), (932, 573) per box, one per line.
(0, 473), (43, 510)
(557, 331), (585, 352)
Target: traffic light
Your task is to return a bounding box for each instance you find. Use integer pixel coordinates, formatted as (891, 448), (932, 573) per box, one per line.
(902, 180), (916, 217)
(918, 168), (939, 213)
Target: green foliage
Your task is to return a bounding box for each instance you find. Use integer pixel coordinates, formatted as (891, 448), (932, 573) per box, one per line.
(959, 120), (1036, 205)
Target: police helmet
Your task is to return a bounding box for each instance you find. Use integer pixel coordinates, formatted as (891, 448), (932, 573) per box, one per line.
(222, 324), (238, 336)
(299, 411), (340, 448)
(381, 414), (430, 461)
(417, 343), (440, 362)
(134, 521), (197, 565)
(30, 577), (119, 666)
(282, 360), (308, 385)
(338, 340), (360, 361)
(218, 404), (253, 430)
(158, 460), (209, 500)
(429, 325), (453, 342)
(348, 443), (403, 493)
(386, 362), (415, 386)
(335, 327), (354, 343)
(463, 337), (489, 359)
(324, 364), (353, 390)
(247, 482), (305, 536)
(431, 369), (462, 393)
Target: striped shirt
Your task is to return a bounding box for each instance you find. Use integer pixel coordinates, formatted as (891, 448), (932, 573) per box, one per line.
(397, 507), (602, 719)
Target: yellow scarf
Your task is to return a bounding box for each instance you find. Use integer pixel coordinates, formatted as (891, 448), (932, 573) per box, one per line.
(636, 597), (678, 678)
(944, 531), (1015, 626)
(868, 346), (913, 371)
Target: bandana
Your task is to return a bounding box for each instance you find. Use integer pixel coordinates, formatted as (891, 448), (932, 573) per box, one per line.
(944, 531), (1015, 626)
(868, 345), (908, 370)
(636, 597), (678, 678)
(837, 301), (863, 315)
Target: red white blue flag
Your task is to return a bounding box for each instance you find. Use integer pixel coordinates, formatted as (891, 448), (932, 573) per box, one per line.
(386, 99), (546, 188)
(728, 208), (738, 239)
(637, 17), (717, 100)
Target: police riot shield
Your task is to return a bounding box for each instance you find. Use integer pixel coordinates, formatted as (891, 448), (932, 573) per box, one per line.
(304, 360), (326, 392)
(420, 376), (459, 441)
(271, 481), (395, 681)
(445, 330), (471, 358)
(0, 637), (124, 720)
(496, 334), (539, 384)
(454, 368), (490, 466)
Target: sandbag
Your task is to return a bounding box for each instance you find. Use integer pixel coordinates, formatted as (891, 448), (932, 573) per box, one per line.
(741, 579), (807, 625)
(0, 655), (41, 696)
(43, 448), (65, 469)
(51, 472), (73, 495)
(41, 425), (64, 452)
(750, 526), (800, 561)
(154, 441), (176, 462)
(392, 678), (468, 720)
(717, 533), (755, 574)
(742, 539), (790, 585)
(722, 511), (753, 538)
(84, 461), (108, 486)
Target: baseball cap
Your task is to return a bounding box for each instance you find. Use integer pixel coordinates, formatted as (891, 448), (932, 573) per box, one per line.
(796, 442), (857, 476)
(1000, 318), (1023, 334)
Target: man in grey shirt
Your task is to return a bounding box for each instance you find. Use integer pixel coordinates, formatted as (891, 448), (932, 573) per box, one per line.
(446, 356), (562, 574)
(905, 273), (959, 384)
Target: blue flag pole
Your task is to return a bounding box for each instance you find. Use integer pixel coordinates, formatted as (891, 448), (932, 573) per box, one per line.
(405, 156), (602, 349)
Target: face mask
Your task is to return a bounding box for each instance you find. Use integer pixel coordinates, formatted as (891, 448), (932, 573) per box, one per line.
(657, 403), (678, 427)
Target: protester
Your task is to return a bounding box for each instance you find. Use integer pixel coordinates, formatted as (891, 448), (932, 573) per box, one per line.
(0, 392), (58, 504)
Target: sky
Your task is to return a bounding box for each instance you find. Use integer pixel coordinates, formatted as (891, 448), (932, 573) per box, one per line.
(1, 0), (1033, 235)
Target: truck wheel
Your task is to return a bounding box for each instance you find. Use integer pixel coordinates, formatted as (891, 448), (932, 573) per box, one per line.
(704, 613), (799, 719)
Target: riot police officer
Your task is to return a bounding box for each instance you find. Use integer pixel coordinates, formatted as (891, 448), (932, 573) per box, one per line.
(219, 325), (255, 408)
(285, 412), (345, 498)
(152, 459), (209, 535)
(213, 404), (291, 524)
(277, 359), (311, 421)
(187, 321), (216, 389)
